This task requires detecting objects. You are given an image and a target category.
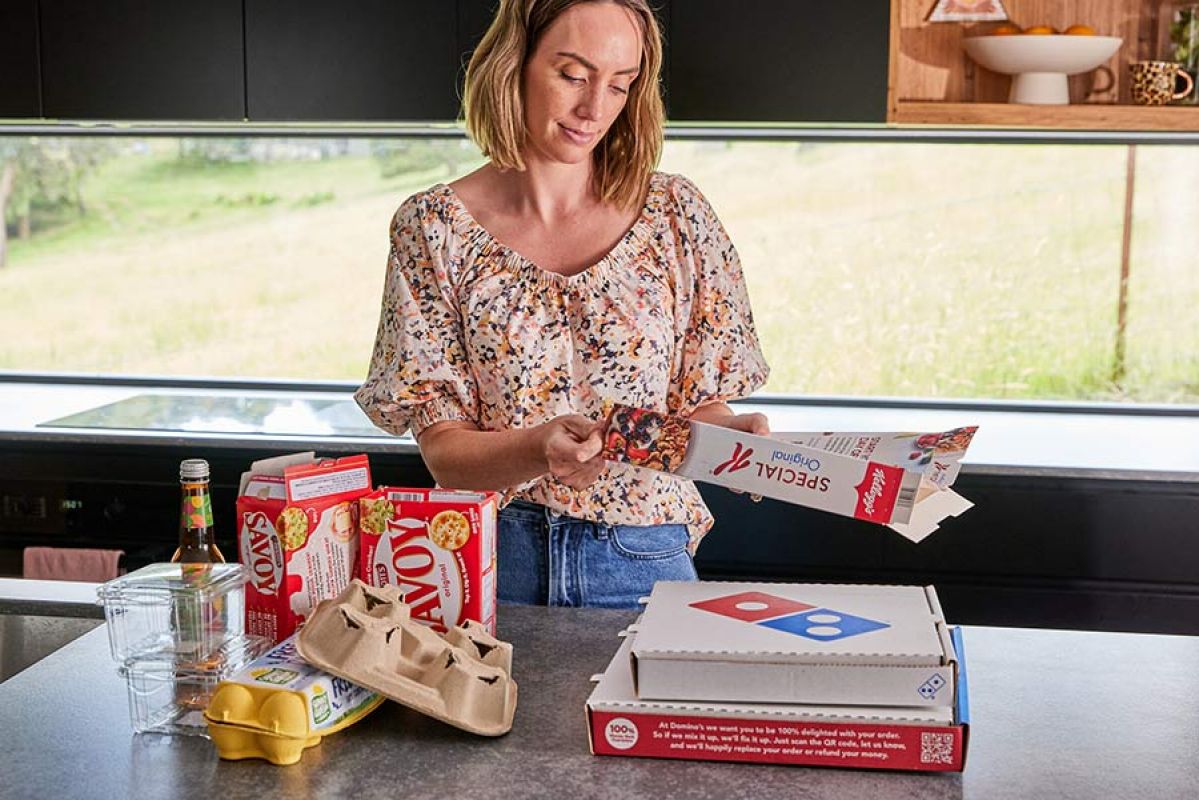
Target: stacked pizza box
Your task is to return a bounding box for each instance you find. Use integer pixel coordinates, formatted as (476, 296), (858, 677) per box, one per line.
(586, 581), (970, 772)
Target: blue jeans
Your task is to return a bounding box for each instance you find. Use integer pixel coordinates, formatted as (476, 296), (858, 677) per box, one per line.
(497, 499), (697, 609)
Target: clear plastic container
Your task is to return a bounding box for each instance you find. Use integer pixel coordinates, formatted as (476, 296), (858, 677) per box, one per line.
(97, 562), (248, 663)
(119, 635), (271, 736)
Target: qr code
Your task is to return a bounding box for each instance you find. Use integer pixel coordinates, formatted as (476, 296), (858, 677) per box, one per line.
(920, 732), (955, 765)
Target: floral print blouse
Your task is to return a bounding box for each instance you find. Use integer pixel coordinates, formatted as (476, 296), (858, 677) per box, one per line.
(355, 171), (769, 552)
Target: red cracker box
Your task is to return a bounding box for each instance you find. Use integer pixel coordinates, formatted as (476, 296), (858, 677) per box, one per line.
(237, 452), (372, 643)
(587, 629), (970, 772)
(357, 487), (498, 635)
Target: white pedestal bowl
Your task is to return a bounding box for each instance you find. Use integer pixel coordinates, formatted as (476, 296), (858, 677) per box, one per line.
(962, 35), (1123, 105)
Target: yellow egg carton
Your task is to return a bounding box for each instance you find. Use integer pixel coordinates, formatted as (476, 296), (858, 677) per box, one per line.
(296, 579), (517, 736)
(204, 635), (384, 765)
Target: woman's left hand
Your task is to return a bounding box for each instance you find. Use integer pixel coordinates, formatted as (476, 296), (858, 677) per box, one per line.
(689, 404), (769, 502)
(690, 402), (770, 437)
(704, 412), (770, 437)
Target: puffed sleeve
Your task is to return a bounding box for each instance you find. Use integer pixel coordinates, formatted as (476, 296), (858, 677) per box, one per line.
(354, 195), (479, 437)
(665, 175), (770, 416)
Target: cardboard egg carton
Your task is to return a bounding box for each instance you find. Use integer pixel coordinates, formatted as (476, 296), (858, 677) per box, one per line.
(295, 579), (517, 736)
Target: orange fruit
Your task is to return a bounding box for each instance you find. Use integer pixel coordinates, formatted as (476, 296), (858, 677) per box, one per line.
(1064, 24), (1096, 36)
(1023, 25), (1057, 35)
(991, 24), (1022, 36)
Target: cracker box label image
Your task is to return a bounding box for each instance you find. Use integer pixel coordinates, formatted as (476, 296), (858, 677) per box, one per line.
(237, 453), (372, 643)
(357, 488), (498, 635)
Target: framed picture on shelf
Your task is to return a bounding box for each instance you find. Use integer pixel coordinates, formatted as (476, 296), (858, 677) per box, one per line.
(927, 0), (1008, 23)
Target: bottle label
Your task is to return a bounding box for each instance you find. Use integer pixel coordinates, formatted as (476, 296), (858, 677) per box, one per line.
(185, 491), (214, 529)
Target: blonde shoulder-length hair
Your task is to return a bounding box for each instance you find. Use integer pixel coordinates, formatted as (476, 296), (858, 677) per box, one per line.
(462, 0), (665, 211)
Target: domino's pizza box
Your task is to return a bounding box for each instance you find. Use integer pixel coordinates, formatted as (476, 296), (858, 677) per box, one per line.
(630, 581), (958, 708)
(587, 630), (970, 772)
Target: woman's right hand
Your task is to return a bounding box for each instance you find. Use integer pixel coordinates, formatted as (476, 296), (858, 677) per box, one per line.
(537, 415), (606, 489)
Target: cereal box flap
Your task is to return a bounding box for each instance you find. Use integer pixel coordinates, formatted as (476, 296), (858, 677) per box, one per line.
(284, 454), (372, 504)
(633, 581), (950, 666)
(239, 451), (316, 495)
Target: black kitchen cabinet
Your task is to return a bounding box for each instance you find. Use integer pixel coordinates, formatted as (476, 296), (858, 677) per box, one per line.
(9, 1), (890, 125)
(668, 0), (889, 122)
(245, 0), (460, 121)
(458, 0), (499, 76)
(0, 1), (40, 118)
(39, 0), (244, 120)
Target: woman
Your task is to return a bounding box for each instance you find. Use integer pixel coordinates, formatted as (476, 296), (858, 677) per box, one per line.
(356, 0), (770, 608)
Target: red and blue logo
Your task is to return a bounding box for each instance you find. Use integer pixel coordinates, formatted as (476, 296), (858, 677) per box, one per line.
(689, 590), (890, 642)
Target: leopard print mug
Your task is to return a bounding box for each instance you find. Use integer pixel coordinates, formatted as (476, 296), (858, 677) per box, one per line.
(1129, 60), (1195, 105)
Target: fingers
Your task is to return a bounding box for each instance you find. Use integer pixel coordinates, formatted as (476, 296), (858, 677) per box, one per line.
(713, 412), (771, 436)
(558, 414), (597, 438)
(547, 414), (606, 463)
(576, 434), (603, 462)
(551, 452), (606, 489)
(544, 416), (606, 489)
(741, 412), (770, 436)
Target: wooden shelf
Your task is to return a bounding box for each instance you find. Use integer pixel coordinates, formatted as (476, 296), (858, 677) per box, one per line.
(888, 0), (1199, 131)
(893, 100), (1199, 130)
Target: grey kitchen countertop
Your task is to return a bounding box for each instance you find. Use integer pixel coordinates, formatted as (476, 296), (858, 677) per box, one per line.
(0, 578), (103, 618)
(2, 605), (1198, 800)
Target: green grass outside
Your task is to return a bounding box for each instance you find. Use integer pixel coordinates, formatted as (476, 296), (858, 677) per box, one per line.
(1, 137), (1195, 404)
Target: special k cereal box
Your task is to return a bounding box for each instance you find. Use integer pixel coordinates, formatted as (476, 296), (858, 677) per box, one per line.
(237, 453), (372, 643)
(357, 487), (498, 635)
(601, 405), (978, 539)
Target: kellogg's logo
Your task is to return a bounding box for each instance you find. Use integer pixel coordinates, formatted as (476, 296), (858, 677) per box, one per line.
(861, 468), (888, 516)
(853, 462), (904, 524)
(242, 511), (283, 596)
(713, 442), (753, 476)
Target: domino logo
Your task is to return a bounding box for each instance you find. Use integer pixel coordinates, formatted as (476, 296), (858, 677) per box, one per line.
(689, 590), (890, 642)
(918, 674), (947, 699)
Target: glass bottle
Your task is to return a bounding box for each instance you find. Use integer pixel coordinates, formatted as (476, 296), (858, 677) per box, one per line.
(171, 459), (225, 564)
(170, 459), (227, 690)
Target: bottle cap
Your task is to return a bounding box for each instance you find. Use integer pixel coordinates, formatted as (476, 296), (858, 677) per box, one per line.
(180, 459), (210, 481)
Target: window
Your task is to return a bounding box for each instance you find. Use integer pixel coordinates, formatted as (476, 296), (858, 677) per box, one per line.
(2, 133), (1195, 404)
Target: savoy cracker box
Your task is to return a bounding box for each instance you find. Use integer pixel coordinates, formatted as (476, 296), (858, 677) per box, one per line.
(357, 487), (498, 635)
(237, 453), (372, 643)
